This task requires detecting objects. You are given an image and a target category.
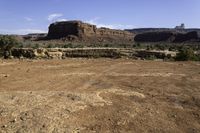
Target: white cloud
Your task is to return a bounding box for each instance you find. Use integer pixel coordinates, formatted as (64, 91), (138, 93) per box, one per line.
(17, 29), (47, 34)
(57, 18), (68, 22)
(86, 17), (135, 30)
(86, 17), (113, 28)
(48, 13), (63, 21)
(0, 29), (47, 35)
(24, 17), (33, 22)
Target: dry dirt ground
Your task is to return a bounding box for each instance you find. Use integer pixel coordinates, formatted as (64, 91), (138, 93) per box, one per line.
(0, 59), (200, 133)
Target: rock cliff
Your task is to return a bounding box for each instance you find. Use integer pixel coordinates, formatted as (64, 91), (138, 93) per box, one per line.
(47, 21), (134, 44)
(134, 31), (199, 43)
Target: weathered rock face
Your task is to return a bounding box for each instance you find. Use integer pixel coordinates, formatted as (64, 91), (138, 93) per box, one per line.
(126, 28), (200, 35)
(173, 31), (199, 42)
(10, 48), (177, 60)
(47, 21), (134, 44)
(134, 31), (199, 43)
(48, 21), (81, 39)
(134, 32), (174, 42)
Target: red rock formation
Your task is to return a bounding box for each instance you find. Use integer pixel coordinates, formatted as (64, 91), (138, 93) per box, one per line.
(47, 21), (134, 44)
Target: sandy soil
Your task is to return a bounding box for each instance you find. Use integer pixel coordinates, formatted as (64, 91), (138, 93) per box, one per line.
(0, 59), (200, 133)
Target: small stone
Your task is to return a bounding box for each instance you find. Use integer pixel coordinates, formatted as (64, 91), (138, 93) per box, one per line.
(172, 114), (177, 118)
(10, 118), (17, 123)
(20, 116), (26, 121)
(26, 69), (30, 73)
(2, 125), (7, 128)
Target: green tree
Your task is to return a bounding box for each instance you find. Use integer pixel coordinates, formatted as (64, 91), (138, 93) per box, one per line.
(0, 35), (19, 58)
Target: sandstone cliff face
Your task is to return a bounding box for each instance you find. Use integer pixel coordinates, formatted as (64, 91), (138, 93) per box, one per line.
(134, 31), (199, 43)
(134, 32), (174, 42)
(48, 21), (81, 39)
(173, 31), (199, 42)
(47, 21), (134, 44)
(127, 28), (200, 35)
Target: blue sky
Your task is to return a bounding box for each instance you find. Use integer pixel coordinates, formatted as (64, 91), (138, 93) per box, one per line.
(0, 0), (199, 34)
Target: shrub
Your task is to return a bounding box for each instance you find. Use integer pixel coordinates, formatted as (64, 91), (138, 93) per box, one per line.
(146, 55), (157, 60)
(0, 35), (18, 50)
(33, 43), (40, 49)
(175, 48), (199, 61)
(47, 43), (54, 48)
(136, 43), (141, 48)
(63, 43), (73, 48)
(104, 44), (109, 47)
(0, 35), (19, 58)
(146, 45), (151, 50)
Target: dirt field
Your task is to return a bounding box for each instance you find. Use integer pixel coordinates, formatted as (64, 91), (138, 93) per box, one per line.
(0, 59), (200, 133)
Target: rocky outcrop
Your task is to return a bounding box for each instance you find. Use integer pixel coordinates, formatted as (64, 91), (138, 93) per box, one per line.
(11, 48), (49, 59)
(126, 28), (200, 35)
(173, 31), (199, 42)
(10, 48), (177, 60)
(48, 21), (82, 39)
(11, 48), (121, 59)
(126, 28), (173, 34)
(47, 21), (134, 44)
(134, 31), (174, 42)
(134, 31), (199, 43)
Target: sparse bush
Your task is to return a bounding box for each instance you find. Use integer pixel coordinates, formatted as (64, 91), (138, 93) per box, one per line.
(136, 43), (141, 48)
(154, 44), (168, 50)
(47, 43), (54, 48)
(146, 55), (157, 60)
(0, 35), (19, 58)
(175, 48), (200, 61)
(0, 35), (18, 50)
(132, 44), (136, 48)
(63, 43), (73, 48)
(33, 43), (40, 49)
(146, 45), (151, 50)
(15, 43), (24, 48)
(104, 44), (109, 47)
(168, 46), (175, 51)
